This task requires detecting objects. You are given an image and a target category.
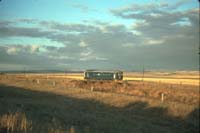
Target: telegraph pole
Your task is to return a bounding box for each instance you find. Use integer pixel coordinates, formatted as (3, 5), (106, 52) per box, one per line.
(142, 65), (144, 82)
(24, 67), (26, 77)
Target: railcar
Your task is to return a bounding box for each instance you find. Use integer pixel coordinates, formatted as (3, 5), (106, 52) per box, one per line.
(84, 70), (123, 80)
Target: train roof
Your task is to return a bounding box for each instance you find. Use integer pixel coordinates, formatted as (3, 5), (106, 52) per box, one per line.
(85, 70), (123, 73)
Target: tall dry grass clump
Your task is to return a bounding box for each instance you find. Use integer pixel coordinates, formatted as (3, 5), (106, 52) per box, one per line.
(0, 112), (32, 132)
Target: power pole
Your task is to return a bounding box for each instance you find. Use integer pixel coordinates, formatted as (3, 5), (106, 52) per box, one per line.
(65, 69), (68, 83)
(24, 67), (26, 77)
(142, 65), (144, 82)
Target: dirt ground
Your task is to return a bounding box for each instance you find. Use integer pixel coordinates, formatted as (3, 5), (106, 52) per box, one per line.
(0, 74), (199, 133)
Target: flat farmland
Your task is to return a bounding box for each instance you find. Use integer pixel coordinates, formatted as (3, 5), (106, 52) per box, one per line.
(123, 71), (199, 86)
(0, 72), (199, 133)
(7, 71), (199, 86)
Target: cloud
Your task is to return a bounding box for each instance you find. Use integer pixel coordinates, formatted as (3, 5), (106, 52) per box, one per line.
(167, 0), (192, 10)
(80, 48), (92, 57)
(6, 47), (19, 55)
(111, 0), (193, 17)
(0, 2), (199, 72)
(109, 3), (198, 70)
(78, 41), (88, 47)
(0, 26), (54, 38)
(72, 4), (97, 12)
(111, 2), (199, 42)
(30, 45), (40, 54)
(16, 18), (38, 24)
(48, 55), (73, 60)
(4, 45), (41, 55)
(0, 44), (72, 70)
(146, 39), (165, 45)
(0, 20), (15, 27)
(122, 43), (134, 47)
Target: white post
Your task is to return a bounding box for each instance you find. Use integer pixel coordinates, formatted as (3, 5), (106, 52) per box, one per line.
(37, 79), (40, 84)
(91, 86), (94, 92)
(161, 93), (164, 102)
(52, 81), (56, 86)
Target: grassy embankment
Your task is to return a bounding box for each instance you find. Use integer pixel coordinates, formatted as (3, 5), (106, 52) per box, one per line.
(0, 74), (199, 133)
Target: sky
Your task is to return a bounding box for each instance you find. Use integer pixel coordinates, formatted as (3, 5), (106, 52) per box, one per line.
(0, 0), (199, 71)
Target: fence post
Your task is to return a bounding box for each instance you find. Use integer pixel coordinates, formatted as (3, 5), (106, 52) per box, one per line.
(91, 86), (94, 92)
(52, 81), (56, 86)
(161, 93), (164, 102)
(36, 79), (40, 84)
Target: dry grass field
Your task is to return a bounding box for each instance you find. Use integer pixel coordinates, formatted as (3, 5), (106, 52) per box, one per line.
(0, 72), (199, 133)
(7, 71), (198, 86)
(123, 71), (199, 86)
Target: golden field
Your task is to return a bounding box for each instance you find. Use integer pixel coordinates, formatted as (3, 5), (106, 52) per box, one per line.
(0, 72), (199, 133)
(6, 71), (199, 86)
